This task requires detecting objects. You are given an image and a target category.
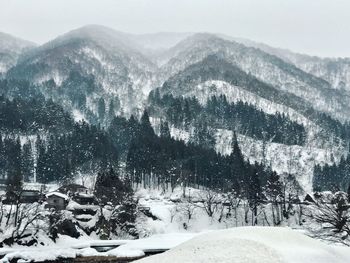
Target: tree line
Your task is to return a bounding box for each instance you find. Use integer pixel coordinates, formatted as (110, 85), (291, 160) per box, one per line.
(313, 150), (350, 192)
(148, 90), (307, 146)
(0, 95), (73, 132)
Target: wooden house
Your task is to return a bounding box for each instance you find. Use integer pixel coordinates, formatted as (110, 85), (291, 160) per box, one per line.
(46, 192), (69, 210)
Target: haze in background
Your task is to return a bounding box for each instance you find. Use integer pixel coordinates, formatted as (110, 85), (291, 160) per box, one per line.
(0, 0), (348, 58)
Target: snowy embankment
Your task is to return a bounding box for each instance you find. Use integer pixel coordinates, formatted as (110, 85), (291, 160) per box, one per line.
(3, 226), (349, 263)
(135, 227), (350, 263)
(0, 233), (195, 263)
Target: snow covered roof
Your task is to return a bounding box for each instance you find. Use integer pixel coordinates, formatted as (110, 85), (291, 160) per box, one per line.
(46, 192), (69, 200)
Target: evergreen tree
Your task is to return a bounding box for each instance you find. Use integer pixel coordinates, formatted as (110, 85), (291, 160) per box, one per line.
(0, 136), (5, 179)
(94, 168), (125, 206)
(98, 98), (106, 120)
(191, 119), (216, 149)
(148, 93), (307, 145)
(140, 110), (154, 138)
(230, 131), (245, 190)
(160, 121), (171, 138)
(265, 171), (283, 225)
(36, 135), (47, 183)
(21, 141), (34, 182)
(6, 168), (23, 202)
(108, 100), (115, 120)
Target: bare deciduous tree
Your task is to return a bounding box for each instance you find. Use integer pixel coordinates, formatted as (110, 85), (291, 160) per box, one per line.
(226, 191), (241, 226)
(309, 193), (350, 244)
(0, 203), (45, 246)
(197, 189), (221, 218)
(179, 199), (197, 224)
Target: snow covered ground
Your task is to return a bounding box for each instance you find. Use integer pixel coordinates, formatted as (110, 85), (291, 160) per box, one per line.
(135, 186), (306, 236)
(0, 233), (196, 263)
(135, 227), (350, 263)
(2, 226), (349, 263)
(0, 186), (348, 262)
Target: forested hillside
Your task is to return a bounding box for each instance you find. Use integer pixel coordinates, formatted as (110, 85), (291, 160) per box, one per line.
(0, 25), (349, 195)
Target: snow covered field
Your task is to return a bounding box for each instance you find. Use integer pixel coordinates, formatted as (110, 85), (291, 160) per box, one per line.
(0, 186), (349, 262)
(2, 227), (349, 263)
(0, 233), (196, 262)
(135, 227), (350, 263)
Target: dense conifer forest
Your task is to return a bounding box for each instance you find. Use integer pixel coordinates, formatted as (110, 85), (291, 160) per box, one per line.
(148, 90), (307, 145)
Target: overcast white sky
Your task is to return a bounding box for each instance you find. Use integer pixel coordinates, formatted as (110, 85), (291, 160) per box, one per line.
(0, 0), (349, 57)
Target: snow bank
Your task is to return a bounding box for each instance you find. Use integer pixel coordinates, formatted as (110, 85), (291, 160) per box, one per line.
(116, 233), (196, 251)
(0, 247), (77, 263)
(0, 231), (195, 262)
(107, 233), (195, 259)
(135, 227), (350, 263)
(106, 246), (145, 258)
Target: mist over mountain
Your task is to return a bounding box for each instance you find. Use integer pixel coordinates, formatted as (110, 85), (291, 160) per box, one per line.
(0, 31), (36, 74)
(1, 24), (350, 196)
(228, 35), (350, 92)
(1, 21), (350, 261)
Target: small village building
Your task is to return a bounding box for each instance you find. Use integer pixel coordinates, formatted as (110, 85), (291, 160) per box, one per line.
(46, 192), (69, 210)
(20, 190), (42, 203)
(58, 184), (89, 196)
(2, 190), (42, 204)
(73, 193), (98, 205)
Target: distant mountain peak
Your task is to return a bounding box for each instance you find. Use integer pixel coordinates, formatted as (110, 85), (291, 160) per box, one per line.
(0, 31), (36, 73)
(0, 31), (36, 52)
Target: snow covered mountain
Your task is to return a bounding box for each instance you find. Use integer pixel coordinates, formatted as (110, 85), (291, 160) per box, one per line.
(0, 32), (36, 74)
(230, 36), (350, 92)
(2, 26), (350, 192)
(6, 25), (160, 118)
(158, 33), (350, 122)
(133, 32), (192, 50)
(7, 27), (349, 122)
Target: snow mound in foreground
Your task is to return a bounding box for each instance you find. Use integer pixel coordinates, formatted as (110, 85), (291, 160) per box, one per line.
(135, 227), (350, 263)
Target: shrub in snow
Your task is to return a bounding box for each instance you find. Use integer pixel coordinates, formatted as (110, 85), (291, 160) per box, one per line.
(48, 211), (81, 241)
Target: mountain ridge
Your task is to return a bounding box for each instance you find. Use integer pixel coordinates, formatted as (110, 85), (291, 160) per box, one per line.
(0, 31), (36, 73)
(1, 25), (349, 192)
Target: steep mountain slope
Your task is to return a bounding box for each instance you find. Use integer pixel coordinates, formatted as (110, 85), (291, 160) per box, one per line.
(7, 25), (160, 119)
(160, 55), (313, 116)
(0, 32), (36, 74)
(159, 53), (345, 141)
(159, 34), (350, 122)
(155, 52), (348, 192)
(230, 36), (350, 92)
(2, 27), (349, 192)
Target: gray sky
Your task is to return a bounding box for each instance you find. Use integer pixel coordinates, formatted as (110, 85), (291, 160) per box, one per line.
(0, 0), (349, 57)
